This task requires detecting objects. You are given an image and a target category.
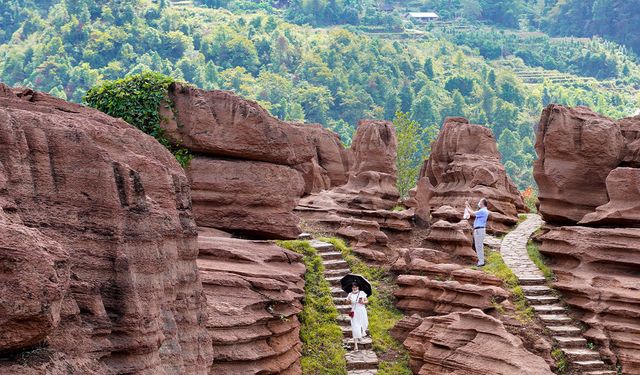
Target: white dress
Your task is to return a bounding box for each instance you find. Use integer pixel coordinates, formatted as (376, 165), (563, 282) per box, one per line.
(348, 291), (369, 339)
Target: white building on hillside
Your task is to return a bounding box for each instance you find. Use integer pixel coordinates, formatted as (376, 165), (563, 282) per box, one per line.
(406, 12), (440, 22)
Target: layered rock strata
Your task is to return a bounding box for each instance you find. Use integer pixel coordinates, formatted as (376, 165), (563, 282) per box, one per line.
(161, 83), (351, 239)
(534, 105), (640, 374)
(394, 275), (509, 316)
(408, 117), (525, 234)
(188, 157), (304, 239)
(198, 236), (305, 375)
(400, 309), (554, 375)
(296, 120), (411, 260)
(0, 85), (212, 373)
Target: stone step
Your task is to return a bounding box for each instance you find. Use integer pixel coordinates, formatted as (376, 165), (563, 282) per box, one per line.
(532, 304), (565, 313)
(318, 251), (344, 261)
(337, 315), (351, 326)
(310, 240), (334, 252)
(336, 304), (352, 314)
(345, 349), (378, 370)
(348, 370), (378, 375)
(521, 285), (553, 296)
(546, 325), (582, 337)
(538, 314), (572, 326)
(333, 297), (349, 305)
(324, 268), (350, 277)
(582, 371), (617, 375)
(324, 259), (350, 270)
(343, 337), (372, 350)
(517, 276), (547, 285)
(298, 232), (313, 240)
(326, 276), (343, 286)
(573, 360), (608, 371)
(341, 325), (352, 338)
(562, 348), (602, 362)
(525, 295), (559, 305)
(553, 336), (587, 348)
(332, 287), (346, 297)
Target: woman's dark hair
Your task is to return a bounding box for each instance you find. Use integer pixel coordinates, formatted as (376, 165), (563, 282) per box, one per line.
(480, 198), (488, 207)
(351, 282), (359, 288)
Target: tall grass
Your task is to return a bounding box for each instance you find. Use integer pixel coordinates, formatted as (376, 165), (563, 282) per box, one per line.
(277, 240), (347, 375)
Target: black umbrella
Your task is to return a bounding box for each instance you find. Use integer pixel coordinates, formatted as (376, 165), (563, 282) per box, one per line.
(340, 273), (372, 297)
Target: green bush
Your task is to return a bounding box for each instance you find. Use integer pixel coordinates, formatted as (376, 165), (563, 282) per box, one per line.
(319, 237), (411, 374)
(277, 240), (347, 375)
(84, 71), (192, 167)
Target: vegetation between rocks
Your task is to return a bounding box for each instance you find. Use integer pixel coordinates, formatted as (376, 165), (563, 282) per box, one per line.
(527, 241), (555, 281)
(276, 240), (347, 375)
(481, 249), (535, 322)
(320, 237), (412, 375)
(551, 347), (568, 374)
(84, 71), (193, 167)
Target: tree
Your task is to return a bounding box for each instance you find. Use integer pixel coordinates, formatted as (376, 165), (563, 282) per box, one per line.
(394, 112), (424, 199)
(423, 57), (434, 79)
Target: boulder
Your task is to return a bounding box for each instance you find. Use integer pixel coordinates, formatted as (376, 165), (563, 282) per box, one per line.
(198, 236), (305, 375)
(161, 83), (313, 166)
(0, 84), (212, 373)
(402, 309), (554, 375)
(414, 117), (525, 233)
(540, 226), (640, 374)
(534, 105), (625, 224)
(189, 156), (305, 239)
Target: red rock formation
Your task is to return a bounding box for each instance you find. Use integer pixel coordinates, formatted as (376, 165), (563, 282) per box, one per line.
(402, 309), (554, 375)
(534, 105), (640, 374)
(161, 83), (314, 166)
(197, 236), (305, 375)
(293, 124), (351, 194)
(534, 105), (625, 224)
(333, 119), (399, 210)
(0, 85), (212, 373)
(394, 276), (509, 316)
(411, 117), (525, 233)
(160, 83), (354, 239)
(295, 120), (409, 260)
(188, 156), (304, 239)
(540, 227), (640, 374)
(579, 167), (640, 226)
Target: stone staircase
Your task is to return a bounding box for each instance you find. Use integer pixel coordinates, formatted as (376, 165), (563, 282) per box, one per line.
(307, 238), (379, 374)
(500, 215), (616, 375)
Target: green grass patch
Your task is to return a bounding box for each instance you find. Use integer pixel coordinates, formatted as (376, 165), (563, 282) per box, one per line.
(319, 237), (412, 374)
(527, 241), (554, 281)
(517, 214), (527, 224)
(481, 249), (535, 322)
(277, 240), (347, 375)
(551, 347), (568, 374)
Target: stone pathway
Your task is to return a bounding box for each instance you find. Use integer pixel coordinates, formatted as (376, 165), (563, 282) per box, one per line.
(500, 215), (615, 375)
(308, 238), (379, 375)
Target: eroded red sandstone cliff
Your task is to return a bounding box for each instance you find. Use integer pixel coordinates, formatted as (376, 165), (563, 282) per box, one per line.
(0, 85), (212, 374)
(534, 105), (640, 375)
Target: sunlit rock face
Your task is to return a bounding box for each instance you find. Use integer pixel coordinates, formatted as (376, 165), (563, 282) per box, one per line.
(409, 117), (525, 234)
(0, 84), (212, 374)
(534, 104), (640, 374)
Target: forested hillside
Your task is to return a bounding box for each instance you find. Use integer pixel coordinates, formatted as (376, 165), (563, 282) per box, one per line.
(542, 0), (640, 54)
(0, 0), (638, 191)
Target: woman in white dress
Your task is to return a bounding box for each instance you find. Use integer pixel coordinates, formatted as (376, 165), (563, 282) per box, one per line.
(346, 282), (369, 351)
